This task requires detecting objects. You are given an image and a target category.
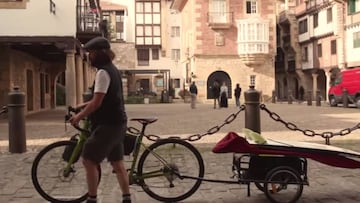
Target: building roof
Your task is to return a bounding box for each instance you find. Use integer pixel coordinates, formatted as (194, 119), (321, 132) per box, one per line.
(100, 1), (127, 11)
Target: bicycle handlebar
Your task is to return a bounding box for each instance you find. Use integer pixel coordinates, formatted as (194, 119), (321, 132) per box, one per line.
(65, 106), (91, 134)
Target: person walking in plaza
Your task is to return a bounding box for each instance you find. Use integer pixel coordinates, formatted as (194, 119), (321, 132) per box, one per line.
(219, 82), (228, 108)
(189, 81), (198, 109)
(212, 81), (220, 109)
(69, 36), (131, 203)
(234, 83), (242, 107)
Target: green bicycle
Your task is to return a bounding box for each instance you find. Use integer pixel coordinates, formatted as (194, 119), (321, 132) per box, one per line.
(31, 106), (205, 203)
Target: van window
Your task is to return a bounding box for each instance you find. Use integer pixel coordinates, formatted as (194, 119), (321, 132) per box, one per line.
(334, 74), (342, 85)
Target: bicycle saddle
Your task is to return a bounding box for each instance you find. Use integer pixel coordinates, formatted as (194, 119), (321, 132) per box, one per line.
(130, 118), (158, 125)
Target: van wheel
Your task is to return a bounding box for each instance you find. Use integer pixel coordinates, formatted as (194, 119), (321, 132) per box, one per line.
(355, 96), (360, 109)
(329, 96), (337, 107)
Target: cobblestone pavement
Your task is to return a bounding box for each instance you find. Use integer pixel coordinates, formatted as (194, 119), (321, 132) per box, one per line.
(0, 102), (360, 203)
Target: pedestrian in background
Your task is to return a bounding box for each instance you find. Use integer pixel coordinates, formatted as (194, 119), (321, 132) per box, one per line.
(212, 81), (220, 109)
(219, 82), (228, 108)
(189, 81), (198, 109)
(234, 83), (242, 107)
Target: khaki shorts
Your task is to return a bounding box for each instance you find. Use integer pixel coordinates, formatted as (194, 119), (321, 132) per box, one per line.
(82, 122), (127, 163)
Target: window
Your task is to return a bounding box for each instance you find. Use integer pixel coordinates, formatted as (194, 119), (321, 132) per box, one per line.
(171, 26), (180, 37)
(171, 49), (180, 61)
(327, 8), (332, 23)
(237, 19), (269, 54)
(353, 31), (360, 48)
(348, 0), (360, 15)
(137, 49), (149, 66)
(331, 40), (336, 54)
(302, 47), (308, 62)
(317, 44), (322, 57)
(135, 0), (161, 46)
(299, 19), (308, 34)
(152, 49), (159, 60)
(210, 0), (227, 23)
(246, 0), (257, 14)
(174, 79), (180, 88)
(313, 13), (318, 28)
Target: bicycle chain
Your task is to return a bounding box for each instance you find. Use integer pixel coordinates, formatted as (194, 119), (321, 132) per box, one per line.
(139, 105), (246, 142)
(260, 104), (360, 143)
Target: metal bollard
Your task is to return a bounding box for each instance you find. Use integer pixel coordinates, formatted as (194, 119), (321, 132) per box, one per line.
(272, 90), (276, 103)
(8, 87), (26, 153)
(244, 75), (261, 134)
(316, 90), (321, 106)
(288, 90), (293, 104)
(342, 89), (348, 108)
(307, 90), (312, 106)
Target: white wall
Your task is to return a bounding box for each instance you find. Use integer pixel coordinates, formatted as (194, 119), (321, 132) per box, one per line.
(301, 43), (314, 70)
(346, 26), (360, 67)
(314, 5), (336, 36)
(106, 0), (135, 43)
(0, 0), (77, 36)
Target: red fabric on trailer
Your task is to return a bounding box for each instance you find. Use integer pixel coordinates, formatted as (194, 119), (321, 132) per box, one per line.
(213, 132), (360, 169)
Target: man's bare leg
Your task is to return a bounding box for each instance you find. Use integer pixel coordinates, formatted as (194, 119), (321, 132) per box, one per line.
(111, 160), (131, 202)
(83, 159), (99, 202)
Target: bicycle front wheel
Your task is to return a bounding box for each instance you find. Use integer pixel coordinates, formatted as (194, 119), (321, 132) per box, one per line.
(31, 140), (100, 203)
(137, 138), (204, 202)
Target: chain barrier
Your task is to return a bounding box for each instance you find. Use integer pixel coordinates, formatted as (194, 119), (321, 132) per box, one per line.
(260, 104), (360, 144)
(128, 103), (360, 145)
(140, 105), (246, 142)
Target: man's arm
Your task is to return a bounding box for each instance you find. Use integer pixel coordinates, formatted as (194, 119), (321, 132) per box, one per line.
(69, 93), (105, 126)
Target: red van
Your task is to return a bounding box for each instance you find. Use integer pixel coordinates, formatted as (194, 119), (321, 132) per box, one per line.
(328, 68), (360, 108)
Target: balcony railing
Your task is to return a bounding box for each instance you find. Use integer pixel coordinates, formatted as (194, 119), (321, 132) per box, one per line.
(77, 5), (101, 33)
(207, 12), (233, 29)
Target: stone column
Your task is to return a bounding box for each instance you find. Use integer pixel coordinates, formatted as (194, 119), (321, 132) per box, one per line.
(83, 60), (89, 91)
(75, 54), (84, 104)
(65, 49), (77, 107)
(312, 73), (318, 99)
(325, 71), (331, 102)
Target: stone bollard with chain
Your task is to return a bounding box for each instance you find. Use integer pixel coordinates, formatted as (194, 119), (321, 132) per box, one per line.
(8, 87), (26, 153)
(316, 90), (321, 106)
(244, 75), (261, 134)
(307, 90), (312, 106)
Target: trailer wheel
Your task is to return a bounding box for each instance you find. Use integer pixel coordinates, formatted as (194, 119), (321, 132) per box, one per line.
(264, 166), (303, 203)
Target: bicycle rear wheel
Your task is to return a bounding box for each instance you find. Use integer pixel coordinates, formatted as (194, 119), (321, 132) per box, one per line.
(31, 140), (101, 203)
(137, 138), (204, 202)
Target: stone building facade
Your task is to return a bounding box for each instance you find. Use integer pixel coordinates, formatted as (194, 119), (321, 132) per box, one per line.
(171, 0), (277, 104)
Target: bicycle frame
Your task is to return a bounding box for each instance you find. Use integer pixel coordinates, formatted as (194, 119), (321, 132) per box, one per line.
(127, 123), (173, 185)
(63, 119), (90, 177)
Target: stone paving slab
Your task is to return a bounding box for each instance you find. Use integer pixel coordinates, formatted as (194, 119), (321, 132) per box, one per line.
(2, 142), (360, 203)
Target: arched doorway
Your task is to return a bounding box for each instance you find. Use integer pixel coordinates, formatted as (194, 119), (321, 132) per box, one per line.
(207, 71), (232, 99)
(317, 69), (326, 98)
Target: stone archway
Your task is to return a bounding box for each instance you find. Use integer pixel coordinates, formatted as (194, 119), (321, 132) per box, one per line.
(207, 71), (232, 99)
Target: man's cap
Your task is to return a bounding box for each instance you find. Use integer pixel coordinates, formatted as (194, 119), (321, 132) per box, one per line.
(83, 36), (110, 50)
